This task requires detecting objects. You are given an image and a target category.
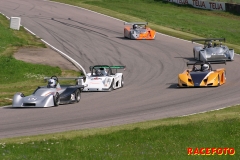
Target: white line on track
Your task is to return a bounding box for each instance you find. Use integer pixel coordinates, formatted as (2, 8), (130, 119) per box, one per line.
(23, 27), (36, 35)
(179, 104), (240, 117)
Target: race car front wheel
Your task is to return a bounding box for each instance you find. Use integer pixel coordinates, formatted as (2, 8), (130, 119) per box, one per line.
(218, 75), (220, 86)
(109, 80), (114, 91)
(75, 89), (81, 103)
(121, 76), (124, 88)
(54, 92), (60, 106)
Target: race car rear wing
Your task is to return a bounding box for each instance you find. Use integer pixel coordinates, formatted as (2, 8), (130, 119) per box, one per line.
(192, 38), (225, 42)
(124, 22), (148, 25)
(187, 60), (226, 66)
(110, 66), (126, 73)
(110, 66), (126, 69)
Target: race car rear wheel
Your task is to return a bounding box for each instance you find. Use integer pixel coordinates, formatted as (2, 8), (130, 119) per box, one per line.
(75, 89), (81, 103)
(54, 92), (60, 106)
(121, 76), (124, 88)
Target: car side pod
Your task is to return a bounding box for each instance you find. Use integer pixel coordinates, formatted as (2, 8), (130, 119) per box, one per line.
(200, 72), (219, 86)
(178, 73), (194, 87)
(149, 30), (156, 39)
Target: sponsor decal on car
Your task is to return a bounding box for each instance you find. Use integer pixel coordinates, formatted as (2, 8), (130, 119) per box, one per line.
(28, 97), (37, 101)
(91, 77), (102, 80)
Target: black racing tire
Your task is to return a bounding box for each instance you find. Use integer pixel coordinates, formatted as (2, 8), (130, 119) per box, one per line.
(109, 80), (114, 91)
(121, 76), (124, 88)
(218, 75), (220, 86)
(75, 89), (81, 103)
(54, 92), (60, 106)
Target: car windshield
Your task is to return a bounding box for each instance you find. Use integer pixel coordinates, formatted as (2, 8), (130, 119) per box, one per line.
(191, 64), (211, 72)
(204, 41), (223, 48)
(92, 67), (110, 76)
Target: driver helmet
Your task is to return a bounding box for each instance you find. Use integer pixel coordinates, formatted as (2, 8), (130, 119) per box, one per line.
(133, 24), (138, 29)
(202, 64), (209, 71)
(100, 68), (107, 76)
(208, 42), (212, 48)
(48, 78), (57, 88)
(95, 69), (101, 76)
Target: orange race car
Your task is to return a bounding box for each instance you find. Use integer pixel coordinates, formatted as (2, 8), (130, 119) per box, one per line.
(124, 22), (156, 40)
(178, 61), (226, 87)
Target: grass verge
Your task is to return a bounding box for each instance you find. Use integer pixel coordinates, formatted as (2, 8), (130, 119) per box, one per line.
(0, 105), (239, 159)
(51, 0), (240, 53)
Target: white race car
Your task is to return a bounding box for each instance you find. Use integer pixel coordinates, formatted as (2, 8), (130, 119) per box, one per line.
(77, 65), (125, 91)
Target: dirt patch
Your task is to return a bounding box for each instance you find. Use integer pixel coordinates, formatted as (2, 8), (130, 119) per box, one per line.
(14, 46), (79, 71)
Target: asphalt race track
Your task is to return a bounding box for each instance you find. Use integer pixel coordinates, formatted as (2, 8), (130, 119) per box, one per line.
(0, 0), (240, 139)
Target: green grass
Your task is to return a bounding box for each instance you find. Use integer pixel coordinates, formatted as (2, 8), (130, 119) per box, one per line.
(51, 0), (240, 53)
(0, 14), (80, 106)
(0, 56), (61, 84)
(0, 105), (239, 159)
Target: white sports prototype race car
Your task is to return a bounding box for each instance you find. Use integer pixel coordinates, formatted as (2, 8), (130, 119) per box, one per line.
(77, 65), (125, 91)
